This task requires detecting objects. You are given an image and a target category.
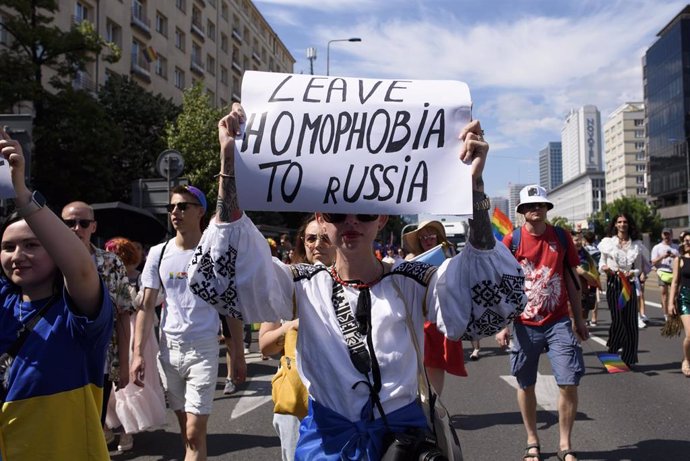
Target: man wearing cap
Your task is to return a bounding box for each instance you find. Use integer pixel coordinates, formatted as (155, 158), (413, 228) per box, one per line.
(61, 201), (134, 445)
(651, 228), (680, 321)
(130, 185), (246, 461)
(495, 185), (588, 461)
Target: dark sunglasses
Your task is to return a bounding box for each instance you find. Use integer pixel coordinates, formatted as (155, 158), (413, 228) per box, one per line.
(522, 203), (547, 210)
(63, 219), (94, 228)
(166, 202), (200, 213)
(322, 214), (378, 223)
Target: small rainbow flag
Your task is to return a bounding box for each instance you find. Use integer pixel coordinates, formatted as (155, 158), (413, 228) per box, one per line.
(597, 352), (630, 373)
(143, 45), (158, 63)
(580, 252), (601, 289)
(617, 272), (632, 310)
(491, 207), (513, 240)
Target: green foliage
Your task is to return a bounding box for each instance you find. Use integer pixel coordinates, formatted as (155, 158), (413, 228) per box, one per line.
(590, 196), (662, 238)
(32, 88), (122, 207)
(165, 83), (223, 205)
(548, 216), (573, 231)
(98, 75), (180, 202)
(0, 0), (120, 112)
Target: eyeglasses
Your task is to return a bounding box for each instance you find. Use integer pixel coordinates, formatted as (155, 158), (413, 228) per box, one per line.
(166, 202), (200, 213)
(321, 214), (378, 223)
(302, 233), (331, 245)
(522, 203), (547, 211)
(419, 234), (438, 241)
(63, 219), (94, 229)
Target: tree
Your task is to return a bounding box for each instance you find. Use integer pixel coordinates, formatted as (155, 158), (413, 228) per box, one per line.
(590, 196), (662, 238)
(32, 88), (122, 207)
(548, 216), (573, 231)
(98, 74), (180, 202)
(0, 0), (119, 115)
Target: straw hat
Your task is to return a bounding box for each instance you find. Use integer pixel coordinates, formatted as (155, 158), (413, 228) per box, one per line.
(403, 220), (447, 256)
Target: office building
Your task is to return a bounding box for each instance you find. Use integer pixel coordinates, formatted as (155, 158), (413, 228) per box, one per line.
(603, 102), (646, 203)
(538, 141), (562, 191)
(644, 5), (690, 231)
(1, 0), (295, 108)
(561, 105), (603, 183)
(490, 196), (510, 221)
(548, 172), (606, 227)
(508, 183), (529, 224)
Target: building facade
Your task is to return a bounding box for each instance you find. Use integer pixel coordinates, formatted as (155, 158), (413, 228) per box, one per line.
(508, 183), (529, 225)
(538, 141), (562, 191)
(603, 102), (646, 203)
(561, 105), (603, 183)
(644, 5), (690, 231)
(490, 196), (510, 221)
(547, 172), (606, 227)
(1, 0), (295, 108)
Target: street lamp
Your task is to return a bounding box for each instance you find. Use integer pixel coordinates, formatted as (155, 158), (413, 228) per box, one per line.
(306, 47), (317, 75)
(326, 37), (362, 76)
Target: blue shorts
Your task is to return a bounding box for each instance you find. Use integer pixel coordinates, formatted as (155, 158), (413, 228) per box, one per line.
(510, 317), (584, 388)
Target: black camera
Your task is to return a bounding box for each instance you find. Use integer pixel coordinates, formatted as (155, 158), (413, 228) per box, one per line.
(382, 430), (447, 461)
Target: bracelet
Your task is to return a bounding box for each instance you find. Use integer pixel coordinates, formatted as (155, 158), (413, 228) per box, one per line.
(214, 172), (235, 179)
(472, 192), (491, 211)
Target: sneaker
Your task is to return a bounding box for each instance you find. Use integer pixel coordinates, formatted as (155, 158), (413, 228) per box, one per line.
(640, 314), (649, 322)
(243, 347), (250, 354)
(469, 349), (480, 361)
(590, 321), (597, 327)
(638, 317), (647, 329)
(104, 427), (115, 445)
(117, 433), (133, 451)
(223, 378), (237, 395)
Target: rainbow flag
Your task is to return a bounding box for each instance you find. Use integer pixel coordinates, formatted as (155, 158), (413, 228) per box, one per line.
(617, 272), (632, 310)
(580, 252), (601, 289)
(143, 46), (158, 63)
(597, 352), (630, 373)
(491, 207), (513, 240)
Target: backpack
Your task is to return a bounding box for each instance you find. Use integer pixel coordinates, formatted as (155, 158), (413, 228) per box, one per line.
(509, 226), (580, 291)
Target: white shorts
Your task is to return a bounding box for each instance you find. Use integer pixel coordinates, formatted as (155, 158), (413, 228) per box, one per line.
(158, 336), (219, 415)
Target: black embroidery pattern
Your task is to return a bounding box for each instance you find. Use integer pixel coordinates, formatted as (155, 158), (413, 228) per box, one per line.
(189, 279), (219, 305)
(189, 244), (240, 317)
(471, 280), (502, 307)
(190, 246), (203, 265)
(390, 262), (436, 286)
(500, 274), (526, 310)
(291, 263), (326, 281)
(331, 284), (369, 361)
(462, 309), (506, 340)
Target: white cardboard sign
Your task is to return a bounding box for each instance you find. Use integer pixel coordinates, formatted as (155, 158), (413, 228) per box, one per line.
(236, 71), (473, 215)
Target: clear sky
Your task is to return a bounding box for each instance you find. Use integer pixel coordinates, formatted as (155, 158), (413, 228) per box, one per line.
(252, 0), (686, 198)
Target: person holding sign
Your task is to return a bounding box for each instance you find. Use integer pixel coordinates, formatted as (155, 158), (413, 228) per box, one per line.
(0, 127), (113, 460)
(188, 101), (526, 460)
(402, 221), (468, 395)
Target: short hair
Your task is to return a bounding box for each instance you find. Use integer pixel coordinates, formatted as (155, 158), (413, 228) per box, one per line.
(104, 237), (141, 267)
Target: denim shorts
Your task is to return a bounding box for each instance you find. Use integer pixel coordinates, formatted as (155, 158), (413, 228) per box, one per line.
(158, 336), (220, 415)
(510, 317), (584, 388)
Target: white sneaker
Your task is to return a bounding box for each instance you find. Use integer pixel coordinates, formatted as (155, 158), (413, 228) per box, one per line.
(118, 433), (133, 451)
(640, 314), (649, 322)
(638, 317), (647, 329)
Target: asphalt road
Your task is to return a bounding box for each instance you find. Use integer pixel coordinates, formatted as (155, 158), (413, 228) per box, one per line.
(110, 275), (690, 460)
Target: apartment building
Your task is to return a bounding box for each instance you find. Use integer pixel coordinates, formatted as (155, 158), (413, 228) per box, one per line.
(2, 0), (295, 107)
(603, 102), (646, 203)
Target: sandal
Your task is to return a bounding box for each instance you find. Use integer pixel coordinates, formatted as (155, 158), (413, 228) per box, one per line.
(682, 360), (690, 377)
(557, 449), (578, 461)
(523, 443), (541, 460)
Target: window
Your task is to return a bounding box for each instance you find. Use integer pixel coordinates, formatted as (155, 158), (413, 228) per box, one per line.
(174, 67), (185, 89)
(209, 0), (217, 6)
(132, 0), (146, 22)
(75, 2), (89, 22)
(636, 176), (645, 184)
(635, 164), (646, 172)
(176, 0), (186, 13)
(221, 2), (229, 20)
(175, 28), (185, 51)
(634, 141), (644, 150)
(192, 42), (202, 65)
(634, 130), (644, 138)
(634, 119), (644, 126)
(105, 19), (122, 47)
(206, 55), (216, 75)
(220, 33), (228, 53)
(220, 65), (228, 85)
(156, 54), (168, 79)
(192, 6), (202, 28)
(155, 12), (167, 36)
(207, 20), (215, 41)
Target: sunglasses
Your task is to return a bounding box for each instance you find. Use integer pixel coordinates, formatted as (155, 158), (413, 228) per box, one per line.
(522, 203), (547, 210)
(303, 233), (331, 245)
(166, 202), (200, 213)
(63, 219), (94, 228)
(419, 234), (438, 241)
(321, 214), (378, 223)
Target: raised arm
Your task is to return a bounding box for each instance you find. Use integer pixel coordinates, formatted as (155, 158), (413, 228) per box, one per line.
(458, 120), (494, 250)
(0, 127), (101, 315)
(216, 103), (245, 223)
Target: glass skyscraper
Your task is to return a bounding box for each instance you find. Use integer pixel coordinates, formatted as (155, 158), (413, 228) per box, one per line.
(644, 5), (690, 229)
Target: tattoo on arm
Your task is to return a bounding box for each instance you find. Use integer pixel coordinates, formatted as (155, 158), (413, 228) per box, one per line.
(469, 188), (495, 250)
(216, 156), (240, 222)
(474, 175), (485, 192)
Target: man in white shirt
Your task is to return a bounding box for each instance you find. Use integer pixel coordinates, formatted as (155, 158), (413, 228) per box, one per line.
(130, 185), (245, 461)
(651, 228), (680, 321)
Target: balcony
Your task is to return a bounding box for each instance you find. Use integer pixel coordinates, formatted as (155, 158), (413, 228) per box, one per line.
(72, 72), (96, 93)
(231, 60), (242, 74)
(190, 57), (205, 76)
(232, 92), (241, 102)
(131, 7), (151, 37)
(251, 51), (262, 64)
(130, 51), (151, 82)
(191, 21), (205, 40)
(231, 28), (242, 43)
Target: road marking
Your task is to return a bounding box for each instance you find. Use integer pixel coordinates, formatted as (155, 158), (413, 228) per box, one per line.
(588, 335), (607, 347)
(229, 372), (274, 419)
(500, 372), (560, 411)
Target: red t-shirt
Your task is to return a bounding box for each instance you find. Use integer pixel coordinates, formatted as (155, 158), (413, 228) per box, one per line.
(502, 225), (579, 326)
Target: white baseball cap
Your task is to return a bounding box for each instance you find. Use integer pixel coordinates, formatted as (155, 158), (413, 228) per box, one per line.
(516, 185), (554, 214)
